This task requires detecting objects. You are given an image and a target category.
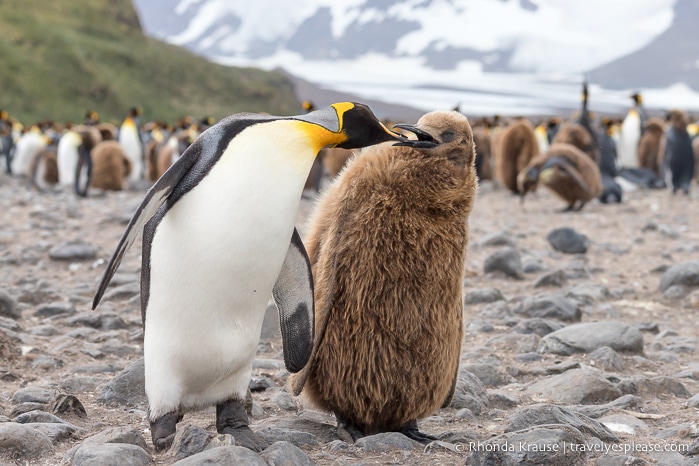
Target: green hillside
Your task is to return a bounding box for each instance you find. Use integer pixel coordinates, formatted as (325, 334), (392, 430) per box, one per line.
(0, 0), (300, 124)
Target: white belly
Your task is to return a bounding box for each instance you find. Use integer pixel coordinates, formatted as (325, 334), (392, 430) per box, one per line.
(143, 126), (315, 419)
(118, 130), (143, 182)
(12, 133), (46, 177)
(57, 141), (78, 186)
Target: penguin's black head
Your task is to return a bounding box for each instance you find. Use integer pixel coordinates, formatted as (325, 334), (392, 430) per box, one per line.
(333, 102), (404, 150)
(518, 166), (540, 203)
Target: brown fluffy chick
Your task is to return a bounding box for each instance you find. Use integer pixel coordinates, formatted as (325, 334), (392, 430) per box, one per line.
(495, 118), (540, 193)
(291, 111), (478, 444)
(637, 117), (665, 175)
(518, 143), (603, 211)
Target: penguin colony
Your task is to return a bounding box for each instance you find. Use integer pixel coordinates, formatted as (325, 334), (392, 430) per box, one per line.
(91, 102), (423, 452)
(291, 110), (477, 443)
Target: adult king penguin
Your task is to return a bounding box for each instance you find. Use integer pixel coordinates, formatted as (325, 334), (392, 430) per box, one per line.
(618, 92), (646, 168)
(92, 102), (407, 452)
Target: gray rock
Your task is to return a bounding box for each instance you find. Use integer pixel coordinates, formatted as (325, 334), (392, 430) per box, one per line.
(479, 231), (517, 247)
(663, 284), (690, 299)
(11, 386), (56, 404)
(96, 358), (146, 408)
(52, 393), (87, 418)
(0, 315), (22, 331)
(259, 427), (319, 447)
(589, 346), (626, 371)
(171, 446), (266, 466)
(512, 318), (564, 337)
(488, 391), (520, 409)
(514, 294), (581, 322)
(486, 333), (540, 353)
(48, 241), (97, 261)
(260, 441), (315, 465)
(0, 290), (20, 319)
(515, 352), (543, 363)
(465, 288), (505, 304)
(534, 270), (568, 288)
(565, 283), (611, 305)
(687, 392), (699, 408)
(652, 423), (698, 440)
(65, 313), (102, 328)
(528, 368), (622, 404)
(504, 404), (619, 442)
(272, 390), (298, 411)
(617, 376), (690, 398)
(31, 324), (60, 336)
(60, 376), (105, 393)
(0, 423), (54, 461)
(252, 358), (285, 370)
(522, 258), (549, 274)
(462, 363), (512, 387)
(659, 261), (699, 292)
(169, 424), (217, 461)
(32, 355), (64, 369)
(25, 422), (79, 443)
(101, 282), (141, 302)
(82, 426), (148, 450)
(569, 395), (641, 419)
(275, 413), (338, 443)
(10, 402), (48, 417)
(469, 425), (587, 466)
(596, 454), (650, 466)
(597, 413), (649, 435)
(449, 368), (489, 414)
(547, 227), (589, 254)
(14, 410), (76, 426)
(539, 322), (644, 356)
(478, 301), (512, 320)
(483, 247), (523, 278)
(34, 301), (74, 317)
(69, 443), (151, 466)
(249, 376), (274, 392)
(355, 432), (417, 452)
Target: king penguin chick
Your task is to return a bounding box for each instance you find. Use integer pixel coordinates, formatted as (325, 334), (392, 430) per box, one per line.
(637, 117), (665, 176)
(518, 143), (603, 211)
(92, 102), (405, 452)
(495, 118), (540, 193)
(664, 109), (695, 194)
(290, 110), (478, 444)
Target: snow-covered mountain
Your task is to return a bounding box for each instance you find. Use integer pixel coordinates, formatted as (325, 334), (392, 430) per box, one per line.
(133, 0), (699, 116)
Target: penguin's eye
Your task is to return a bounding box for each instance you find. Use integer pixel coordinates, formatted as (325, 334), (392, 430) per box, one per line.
(441, 131), (455, 142)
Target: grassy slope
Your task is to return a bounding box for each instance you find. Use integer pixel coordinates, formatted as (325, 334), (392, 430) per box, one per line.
(0, 0), (300, 124)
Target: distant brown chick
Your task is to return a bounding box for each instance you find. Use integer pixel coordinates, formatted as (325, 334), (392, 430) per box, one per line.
(518, 143), (603, 212)
(637, 117), (665, 175)
(495, 118), (540, 193)
(291, 110), (478, 444)
(552, 122), (599, 163)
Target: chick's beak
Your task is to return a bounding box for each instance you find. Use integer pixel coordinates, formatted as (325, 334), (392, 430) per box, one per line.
(391, 123), (440, 149)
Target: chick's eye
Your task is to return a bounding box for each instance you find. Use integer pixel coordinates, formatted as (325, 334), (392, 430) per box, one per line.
(441, 131), (455, 142)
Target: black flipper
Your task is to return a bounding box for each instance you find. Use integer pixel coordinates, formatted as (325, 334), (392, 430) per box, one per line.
(272, 227), (314, 373)
(91, 144), (201, 310)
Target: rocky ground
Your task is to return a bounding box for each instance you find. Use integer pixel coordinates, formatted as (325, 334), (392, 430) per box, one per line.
(1, 171), (699, 466)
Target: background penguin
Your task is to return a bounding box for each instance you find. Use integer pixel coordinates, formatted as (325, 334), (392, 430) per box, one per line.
(291, 110), (478, 444)
(693, 136), (699, 183)
(518, 142), (603, 211)
(637, 117), (665, 176)
(664, 109), (695, 194)
(92, 102), (404, 453)
(495, 118), (540, 193)
(597, 117), (623, 204)
(0, 110), (14, 174)
(89, 140), (132, 191)
(57, 125), (101, 196)
(552, 122), (599, 163)
(473, 118), (494, 181)
(11, 126), (47, 177)
(618, 92), (647, 168)
(118, 107), (145, 185)
(29, 144), (59, 191)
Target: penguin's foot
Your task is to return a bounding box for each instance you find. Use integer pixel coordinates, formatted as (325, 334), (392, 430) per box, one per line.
(216, 398), (269, 452)
(398, 420), (438, 444)
(150, 411), (183, 452)
(336, 415), (365, 444)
